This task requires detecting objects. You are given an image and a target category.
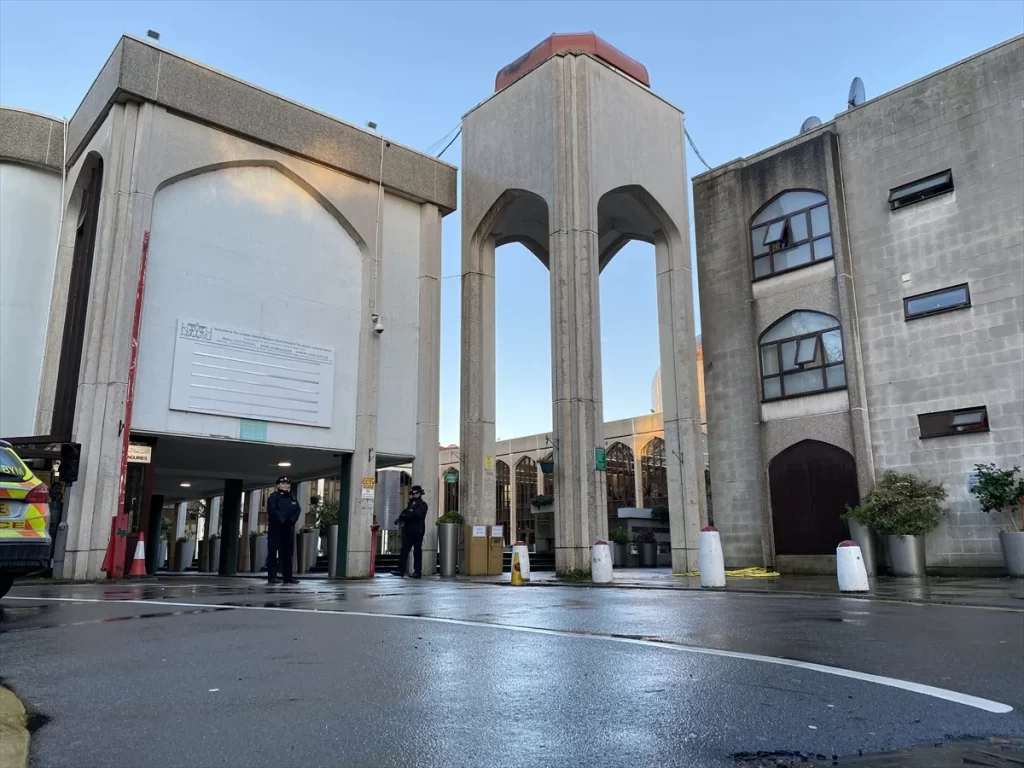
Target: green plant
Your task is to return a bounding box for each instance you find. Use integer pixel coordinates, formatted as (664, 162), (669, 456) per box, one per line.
(299, 526), (314, 534)
(530, 494), (554, 508)
(249, 530), (262, 538)
(315, 499), (341, 531)
(633, 527), (657, 544)
(863, 470), (947, 536)
(176, 535), (188, 543)
(970, 463), (1024, 532)
(437, 510), (464, 525)
(608, 528), (629, 545)
(842, 504), (877, 527)
(160, 517), (172, 541)
(651, 505), (669, 523)
(559, 568), (590, 582)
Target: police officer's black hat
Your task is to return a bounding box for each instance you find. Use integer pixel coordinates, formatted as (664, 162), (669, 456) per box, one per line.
(277, 476), (292, 484)
(410, 485), (423, 494)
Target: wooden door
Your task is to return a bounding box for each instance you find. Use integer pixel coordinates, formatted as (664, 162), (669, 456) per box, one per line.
(769, 440), (857, 556)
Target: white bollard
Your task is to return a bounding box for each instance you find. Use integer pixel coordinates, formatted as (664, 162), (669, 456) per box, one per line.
(512, 541), (531, 583)
(836, 540), (870, 592)
(699, 526), (726, 588)
(591, 540), (613, 583)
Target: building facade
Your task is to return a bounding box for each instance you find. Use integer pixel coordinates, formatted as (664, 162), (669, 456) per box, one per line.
(0, 36), (456, 579)
(694, 36), (1023, 571)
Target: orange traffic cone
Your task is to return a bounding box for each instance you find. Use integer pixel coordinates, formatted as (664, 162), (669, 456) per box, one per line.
(511, 552), (524, 586)
(128, 532), (148, 577)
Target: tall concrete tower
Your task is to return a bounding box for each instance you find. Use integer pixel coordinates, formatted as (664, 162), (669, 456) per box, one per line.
(460, 34), (706, 573)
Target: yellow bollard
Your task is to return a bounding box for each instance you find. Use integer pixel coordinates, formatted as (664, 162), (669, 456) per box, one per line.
(511, 552), (524, 586)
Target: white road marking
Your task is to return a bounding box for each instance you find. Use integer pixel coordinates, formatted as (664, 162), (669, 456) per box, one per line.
(6, 595), (1014, 714)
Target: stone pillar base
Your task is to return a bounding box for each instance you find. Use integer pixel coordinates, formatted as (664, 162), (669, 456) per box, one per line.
(556, 546), (592, 574)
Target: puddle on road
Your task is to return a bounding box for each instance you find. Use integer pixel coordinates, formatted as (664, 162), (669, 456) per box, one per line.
(733, 736), (1024, 766)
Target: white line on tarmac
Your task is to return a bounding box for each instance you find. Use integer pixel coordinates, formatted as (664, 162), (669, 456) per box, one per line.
(7, 595), (1013, 714)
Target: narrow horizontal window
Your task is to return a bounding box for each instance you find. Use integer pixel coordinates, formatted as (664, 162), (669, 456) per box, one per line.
(889, 170), (953, 210)
(918, 406), (989, 439)
(904, 283), (971, 320)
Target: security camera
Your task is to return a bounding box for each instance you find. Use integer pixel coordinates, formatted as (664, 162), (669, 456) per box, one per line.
(374, 320), (385, 334)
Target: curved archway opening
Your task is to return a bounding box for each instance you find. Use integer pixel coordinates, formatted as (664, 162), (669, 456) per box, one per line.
(768, 440), (857, 556)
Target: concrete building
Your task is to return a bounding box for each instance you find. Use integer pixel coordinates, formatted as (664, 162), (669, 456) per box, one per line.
(0, 35), (456, 579)
(694, 35), (1023, 572)
(459, 33), (707, 574)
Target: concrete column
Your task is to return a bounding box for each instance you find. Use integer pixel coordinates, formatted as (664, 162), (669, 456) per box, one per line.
(655, 232), (707, 573)
(219, 480), (242, 576)
(459, 234), (496, 527)
(60, 102), (157, 579)
(342, 194), (383, 579)
(414, 203), (443, 575)
(174, 502), (188, 540)
(208, 497), (221, 539)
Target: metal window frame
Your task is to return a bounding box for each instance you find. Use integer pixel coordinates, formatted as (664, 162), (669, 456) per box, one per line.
(918, 405), (989, 439)
(758, 315), (847, 403)
(888, 169), (954, 211)
(903, 282), (971, 321)
(750, 199), (833, 282)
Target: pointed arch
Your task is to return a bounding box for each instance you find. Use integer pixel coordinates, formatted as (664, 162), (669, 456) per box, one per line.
(515, 457), (538, 546)
(640, 437), (666, 508)
(606, 442), (636, 518)
(495, 459), (511, 543)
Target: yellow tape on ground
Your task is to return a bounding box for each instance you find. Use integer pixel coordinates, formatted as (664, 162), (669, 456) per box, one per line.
(675, 567), (781, 578)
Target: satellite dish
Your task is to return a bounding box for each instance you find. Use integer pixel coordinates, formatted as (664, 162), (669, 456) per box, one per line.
(800, 116), (823, 134)
(848, 77), (866, 108)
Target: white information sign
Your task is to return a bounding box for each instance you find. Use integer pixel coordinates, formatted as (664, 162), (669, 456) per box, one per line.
(126, 444), (152, 464)
(169, 318), (335, 427)
(472, 525), (487, 538)
(491, 525), (503, 539)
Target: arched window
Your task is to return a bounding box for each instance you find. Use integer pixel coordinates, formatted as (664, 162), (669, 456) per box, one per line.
(495, 460), (511, 544)
(759, 311), (846, 401)
(515, 458), (538, 546)
(399, 471), (412, 512)
(640, 438), (666, 508)
(606, 443), (636, 518)
(750, 190), (833, 280)
(442, 468), (459, 514)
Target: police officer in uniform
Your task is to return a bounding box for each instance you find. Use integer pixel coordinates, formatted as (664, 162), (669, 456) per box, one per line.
(393, 485), (428, 578)
(267, 476), (301, 585)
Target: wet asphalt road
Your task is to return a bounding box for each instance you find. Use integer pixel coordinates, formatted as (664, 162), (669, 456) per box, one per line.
(1, 577), (1023, 767)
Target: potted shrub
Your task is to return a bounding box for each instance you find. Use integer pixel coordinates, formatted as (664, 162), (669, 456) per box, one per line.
(608, 528), (629, 567)
(842, 505), (879, 576)
(970, 463), (1024, 577)
(634, 527), (658, 567)
(436, 510), (464, 577)
(864, 470), (947, 577)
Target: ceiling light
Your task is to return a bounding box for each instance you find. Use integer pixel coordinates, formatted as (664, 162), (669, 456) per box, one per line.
(277, 462), (292, 467)
(180, 482), (191, 488)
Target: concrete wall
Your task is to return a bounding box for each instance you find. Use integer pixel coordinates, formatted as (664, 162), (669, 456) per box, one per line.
(133, 165), (364, 449)
(0, 162), (61, 437)
(694, 35), (1024, 570)
(840, 36), (1024, 567)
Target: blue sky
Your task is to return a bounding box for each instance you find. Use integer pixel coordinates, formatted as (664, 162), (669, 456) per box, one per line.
(1, 0), (1020, 445)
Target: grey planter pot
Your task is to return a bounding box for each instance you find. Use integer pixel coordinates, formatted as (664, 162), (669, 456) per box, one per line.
(847, 519), (878, 576)
(173, 539), (195, 572)
(248, 536), (259, 572)
(640, 542), (657, 567)
(209, 539), (221, 574)
(438, 523), (459, 577)
(999, 531), (1024, 577)
(255, 535), (268, 573)
(308, 530), (319, 566)
(198, 540), (209, 572)
(158, 541), (168, 570)
(297, 532), (312, 573)
(886, 534), (926, 577)
(612, 542), (627, 567)
(327, 525), (340, 578)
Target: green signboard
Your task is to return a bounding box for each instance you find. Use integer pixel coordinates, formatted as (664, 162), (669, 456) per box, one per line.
(594, 446), (607, 472)
(445, 469), (458, 484)
(239, 419), (268, 442)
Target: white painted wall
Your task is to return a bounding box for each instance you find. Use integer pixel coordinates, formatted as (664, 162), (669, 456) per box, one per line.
(376, 194), (421, 457)
(133, 165), (363, 450)
(0, 163), (61, 437)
